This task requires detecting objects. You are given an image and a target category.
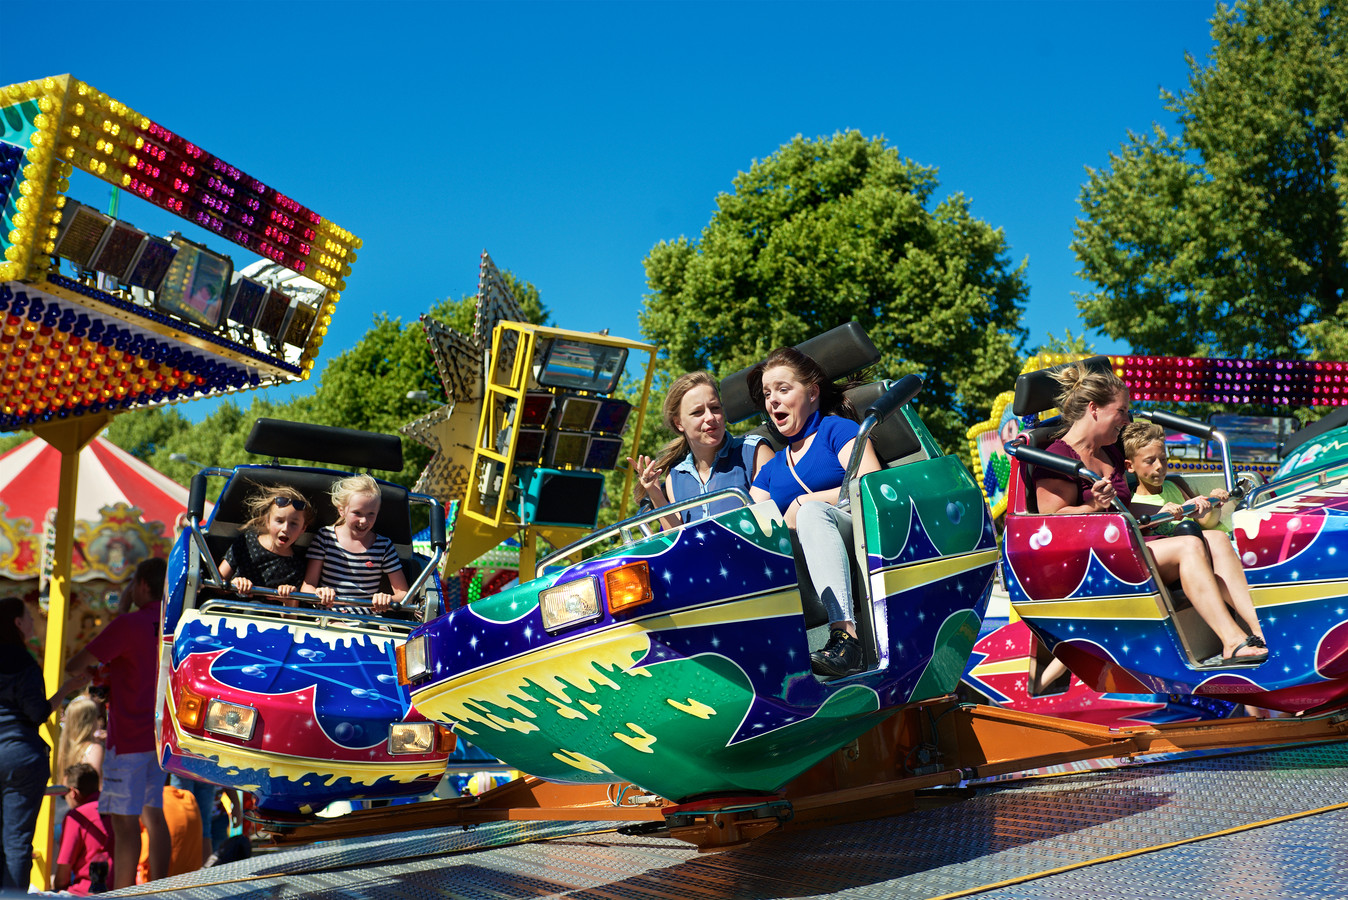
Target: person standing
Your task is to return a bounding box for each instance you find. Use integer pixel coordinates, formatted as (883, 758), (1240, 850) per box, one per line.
(64, 558), (170, 889)
(1, 597), (79, 890)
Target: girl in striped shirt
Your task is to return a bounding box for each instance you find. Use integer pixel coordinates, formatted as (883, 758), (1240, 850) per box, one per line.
(302, 474), (408, 614)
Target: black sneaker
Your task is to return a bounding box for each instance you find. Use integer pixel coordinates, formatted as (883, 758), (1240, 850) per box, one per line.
(811, 628), (863, 678)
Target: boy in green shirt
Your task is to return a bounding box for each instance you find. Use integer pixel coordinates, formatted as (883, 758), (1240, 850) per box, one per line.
(1121, 421), (1267, 665)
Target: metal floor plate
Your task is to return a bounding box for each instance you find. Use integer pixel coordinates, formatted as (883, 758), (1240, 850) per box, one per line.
(92, 741), (1348, 900)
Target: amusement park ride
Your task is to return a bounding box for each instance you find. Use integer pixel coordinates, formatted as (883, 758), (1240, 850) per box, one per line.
(7, 73), (1348, 885)
(257, 314), (1348, 853)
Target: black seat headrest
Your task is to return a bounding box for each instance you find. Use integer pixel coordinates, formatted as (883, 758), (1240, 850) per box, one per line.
(719, 322), (881, 424)
(245, 418), (404, 473)
(844, 382), (924, 463)
(1012, 356), (1114, 418)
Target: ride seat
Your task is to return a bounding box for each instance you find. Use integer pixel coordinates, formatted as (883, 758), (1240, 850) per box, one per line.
(205, 467), (417, 598)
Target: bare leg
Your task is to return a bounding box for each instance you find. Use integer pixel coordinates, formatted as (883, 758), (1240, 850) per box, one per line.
(1202, 531), (1265, 640)
(142, 805), (171, 882)
(1150, 535), (1262, 659)
(109, 813), (141, 889)
(1034, 657), (1070, 693)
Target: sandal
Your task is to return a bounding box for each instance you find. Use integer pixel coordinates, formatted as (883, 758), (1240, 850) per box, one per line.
(1198, 635), (1268, 668)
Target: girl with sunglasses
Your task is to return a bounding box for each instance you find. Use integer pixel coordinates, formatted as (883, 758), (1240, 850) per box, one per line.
(218, 484), (315, 606)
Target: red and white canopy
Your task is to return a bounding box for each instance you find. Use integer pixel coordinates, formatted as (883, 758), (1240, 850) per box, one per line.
(0, 436), (190, 530)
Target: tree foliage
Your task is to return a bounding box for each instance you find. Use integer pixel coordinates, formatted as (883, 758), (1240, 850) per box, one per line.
(641, 131), (1028, 450)
(1073, 0), (1347, 358)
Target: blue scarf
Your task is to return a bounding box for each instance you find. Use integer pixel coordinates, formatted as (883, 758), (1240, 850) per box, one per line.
(783, 409), (823, 443)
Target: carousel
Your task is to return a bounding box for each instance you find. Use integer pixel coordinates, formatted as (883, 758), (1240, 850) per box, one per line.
(0, 434), (188, 662)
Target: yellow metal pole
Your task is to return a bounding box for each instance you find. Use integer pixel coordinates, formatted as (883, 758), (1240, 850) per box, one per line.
(27, 412), (111, 892)
(518, 528), (537, 584)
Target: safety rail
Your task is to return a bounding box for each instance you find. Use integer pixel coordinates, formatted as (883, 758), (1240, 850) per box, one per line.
(1135, 409), (1235, 493)
(195, 595), (420, 633)
(1245, 457), (1348, 508)
(536, 488), (757, 577)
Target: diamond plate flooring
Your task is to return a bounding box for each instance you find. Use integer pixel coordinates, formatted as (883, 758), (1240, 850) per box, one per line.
(85, 740), (1348, 900)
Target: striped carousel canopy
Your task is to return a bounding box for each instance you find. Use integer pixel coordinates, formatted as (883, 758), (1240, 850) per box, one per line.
(0, 435), (189, 529)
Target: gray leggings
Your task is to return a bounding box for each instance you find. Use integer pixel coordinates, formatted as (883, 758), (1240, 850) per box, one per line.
(791, 501), (855, 625)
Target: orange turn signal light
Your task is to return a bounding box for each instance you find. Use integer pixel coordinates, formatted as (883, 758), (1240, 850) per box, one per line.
(605, 561), (653, 615)
(176, 686), (206, 729)
(436, 725), (457, 754)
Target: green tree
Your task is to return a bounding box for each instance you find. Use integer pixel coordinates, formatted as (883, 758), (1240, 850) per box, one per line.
(1033, 329), (1095, 358)
(1073, 0), (1347, 358)
(641, 131), (1028, 450)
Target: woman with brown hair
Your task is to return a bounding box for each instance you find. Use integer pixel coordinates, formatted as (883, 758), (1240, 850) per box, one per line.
(629, 371), (773, 530)
(1, 597), (80, 890)
(747, 347), (882, 679)
(1034, 362), (1267, 665)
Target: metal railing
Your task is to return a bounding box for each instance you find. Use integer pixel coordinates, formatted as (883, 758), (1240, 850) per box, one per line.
(537, 488), (757, 577)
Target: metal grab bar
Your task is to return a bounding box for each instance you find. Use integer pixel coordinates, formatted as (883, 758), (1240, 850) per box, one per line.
(842, 374), (924, 490)
(1135, 485), (1248, 528)
(1135, 409), (1235, 494)
(537, 487), (757, 577)
(1244, 458), (1348, 507)
(196, 596), (417, 632)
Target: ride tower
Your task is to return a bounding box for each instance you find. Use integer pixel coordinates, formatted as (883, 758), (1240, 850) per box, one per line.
(401, 252), (655, 584)
(0, 74), (360, 889)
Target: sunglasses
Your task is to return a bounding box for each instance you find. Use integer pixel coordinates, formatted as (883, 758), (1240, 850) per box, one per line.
(272, 497), (308, 511)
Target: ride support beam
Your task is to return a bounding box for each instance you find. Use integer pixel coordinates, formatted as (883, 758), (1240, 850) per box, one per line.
(28, 412), (111, 891)
(259, 777), (664, 846)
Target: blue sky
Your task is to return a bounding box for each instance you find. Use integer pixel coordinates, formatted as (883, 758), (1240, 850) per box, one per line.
(3, 1), (1220, 418)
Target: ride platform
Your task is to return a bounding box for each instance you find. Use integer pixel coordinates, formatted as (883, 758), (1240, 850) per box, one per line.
(100, 738), (1347, 899)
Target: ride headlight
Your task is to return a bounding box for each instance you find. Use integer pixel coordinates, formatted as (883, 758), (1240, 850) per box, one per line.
(397, 635), (430, 684)
(204, 700), (257, 741)
(388, 722), (434, 755)
(539, 576), (601, 632)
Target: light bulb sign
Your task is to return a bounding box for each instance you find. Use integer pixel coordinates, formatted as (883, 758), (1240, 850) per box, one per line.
(0, 74), (362, 430)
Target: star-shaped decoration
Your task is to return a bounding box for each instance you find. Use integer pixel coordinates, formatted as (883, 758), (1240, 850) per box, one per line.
(401, 251), (528, 505)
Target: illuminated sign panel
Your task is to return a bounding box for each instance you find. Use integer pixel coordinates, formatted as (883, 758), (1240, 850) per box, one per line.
(538, 338), (627, 393)
(53, 203), (112, 267)
(556, 395), (599, 432)
(90, 222), (147, 280)
(592, 398), (631, 435)
(224, 276), (268, 328)
(155, 236), (232, 329)
(283, 300), (316, 348)
(254, 289), (291, 342)
(122, 236), (177, 291)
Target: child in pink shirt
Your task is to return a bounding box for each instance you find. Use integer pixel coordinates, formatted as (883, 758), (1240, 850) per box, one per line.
(54, 763), (114, 894)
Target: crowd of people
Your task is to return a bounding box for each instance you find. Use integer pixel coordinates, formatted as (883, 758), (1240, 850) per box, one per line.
(1, 562), (245, 895)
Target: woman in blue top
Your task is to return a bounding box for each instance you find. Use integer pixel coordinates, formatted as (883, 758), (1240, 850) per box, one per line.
(631, 372), (774, 530)
(748, 347), (881, 679)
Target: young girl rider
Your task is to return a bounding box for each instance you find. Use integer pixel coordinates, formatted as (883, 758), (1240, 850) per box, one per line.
(218, 484), (315, 606)
(303, 474), (407, 615)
